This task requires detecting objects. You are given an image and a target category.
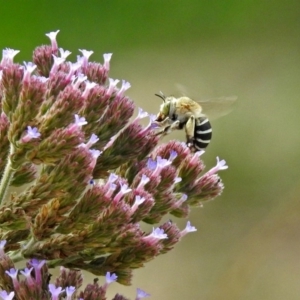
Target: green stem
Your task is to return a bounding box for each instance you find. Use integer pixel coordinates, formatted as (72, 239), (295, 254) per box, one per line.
(0, 144), (15, 206)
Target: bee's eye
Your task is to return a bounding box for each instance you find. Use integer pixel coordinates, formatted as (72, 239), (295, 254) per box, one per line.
(171, 114), (177, 121)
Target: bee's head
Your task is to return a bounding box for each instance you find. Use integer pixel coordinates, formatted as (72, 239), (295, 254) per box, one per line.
(155, 92), (171, 121)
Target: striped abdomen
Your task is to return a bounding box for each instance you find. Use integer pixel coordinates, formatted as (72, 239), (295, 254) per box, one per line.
(194, 117), (212, 150)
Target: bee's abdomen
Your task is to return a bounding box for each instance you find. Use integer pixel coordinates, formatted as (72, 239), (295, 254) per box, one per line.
(194, 117), (212, 150)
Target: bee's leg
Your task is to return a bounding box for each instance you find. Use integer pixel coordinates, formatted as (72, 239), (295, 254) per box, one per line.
(185, 116), (195, 147)
(155, 120), (181, 137)
(154, 117), (172, 127)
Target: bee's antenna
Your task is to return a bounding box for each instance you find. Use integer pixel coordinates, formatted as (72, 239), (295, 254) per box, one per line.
(155, 91), (166, 102)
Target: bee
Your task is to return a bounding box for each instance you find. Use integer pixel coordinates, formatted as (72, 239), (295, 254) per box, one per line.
(154, 91), (236, 152)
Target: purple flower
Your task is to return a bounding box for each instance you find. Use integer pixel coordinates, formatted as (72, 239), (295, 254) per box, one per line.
(48, 284), (64, 300)
(181, 221), (197, 237)
(79, 49), (94, 69)
(136, 288), (150, 299)
(22, 126), (41, 143)
(114, 183), (132, 203)
(131, 195), (146, 213)
(59, 48), (72, 59)
(107, 78), (120, 95)
(174, 177), (182, 184)
(82, 81), (97, 97)
(29, 259), (45, 285)
(74, 114), (88, 127)
(105, 183), (117, 197)
(89, 149), (102, 169)
(50, 55), (65, 74)
(136, 107), (149, 120)
(105, 271), (118, 284)
(23, 61), (37, 82)
(144, 228), (168, 243)
(46, 30), (60, 51)
(0, 240), (6, 256)
(206, 156), (228, 176)
(79, 133), (99, 149)
(108, 173), (119, 184)
(72, 73), (87, 89)
(147, 157), (157, 170)
(5, 268), (19, 290)
(66, 61), (81, 80)
(137, 174), (150, 189)
(152, 156), (172, 176)
(117, 79), (131, 97)
(65, 286), (76, 300)
(89, 149), (102, 159)
(103, 53), (113, 70)
(169, 150), (178, 161)
(20, 267), (35, 287)
(0, 290), (15, 300)
(1, 48), (20, 64)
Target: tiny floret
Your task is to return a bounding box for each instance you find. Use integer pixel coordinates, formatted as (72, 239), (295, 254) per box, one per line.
(0, 240), (7, 253)
(46, 30), (60, 50)
(83, 81), (97, 97)
(22, 126), (41, 142)
(117, 79), (131, 97)
(206, 156), (228, 176)
(137, 174), (150, 189)
(169, 150), (178, 161)
(156, 156), (172, 169)
(23, 61), (37, 74)
(136, 288), (150, 299)
(108, 173), (118, 184)
(84, 133), (99, 148)
(120, 183), (132, 195)
(20, 267), (33, 277)
(1, 48), (20, 64)
(147, 157), (157, 171)
(65, 286), (76, 298)
(89, 149), (102, 159)
(48, 284), (64, 298)
(105, 272), (118, 284)
(149, 227), (168, 240)
(5, 268), (18, 279)
(79, 49), (94, 60)
(134, 195), (146, 206)
(136, 107), (149, 120)
(181, 221), (197, 237)
(107, 78), (120, 94)
(103, 53), (113, 70)
(74, 114), (88, 127)
(185, 221), (197, 233)
(0, 290), (15, 300)
(59, 48), (72, 59)
(174, 177), (182, 184)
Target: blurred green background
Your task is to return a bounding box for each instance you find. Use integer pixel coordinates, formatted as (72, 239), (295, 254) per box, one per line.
(2, 1), (300, 299)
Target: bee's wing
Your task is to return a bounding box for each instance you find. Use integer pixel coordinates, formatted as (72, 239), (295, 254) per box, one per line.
(175, 83), (237, 120)
(197, 96), (237, 120)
